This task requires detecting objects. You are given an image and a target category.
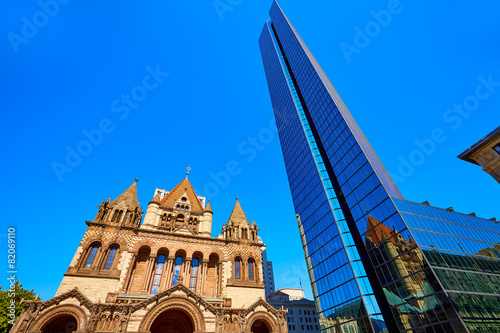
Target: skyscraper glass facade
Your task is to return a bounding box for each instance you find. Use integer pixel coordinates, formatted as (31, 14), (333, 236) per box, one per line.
(259, 2), (500, 332)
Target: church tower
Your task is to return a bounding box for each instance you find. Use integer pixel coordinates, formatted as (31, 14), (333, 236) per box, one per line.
(11, 177), (287, 333)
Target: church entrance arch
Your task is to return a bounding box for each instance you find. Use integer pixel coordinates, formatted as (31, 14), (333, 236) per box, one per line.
(150, 309), (194, 333)
(251, 319), (271, 333)
(41, 314), (78, 333)
(138, 296), (205, 333)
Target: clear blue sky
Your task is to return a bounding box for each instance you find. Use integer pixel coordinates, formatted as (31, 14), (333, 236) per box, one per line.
(1, 1), (499, 301)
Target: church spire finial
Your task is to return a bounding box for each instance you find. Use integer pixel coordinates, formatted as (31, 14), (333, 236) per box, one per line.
(186, 165), (191, 179)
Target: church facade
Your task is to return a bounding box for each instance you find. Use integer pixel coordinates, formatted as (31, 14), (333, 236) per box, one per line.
(11, 178), (287, 333)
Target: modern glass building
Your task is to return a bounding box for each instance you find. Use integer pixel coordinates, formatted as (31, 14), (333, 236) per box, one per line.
(258, 2), (500, 332)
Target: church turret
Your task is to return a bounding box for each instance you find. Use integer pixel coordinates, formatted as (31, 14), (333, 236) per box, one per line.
(91, 179), (143, 228)
(142, 191), (161, 229)
(199, 200), (213, 237)
(222, 197), (258, 241)
(93, 196), (111, 222)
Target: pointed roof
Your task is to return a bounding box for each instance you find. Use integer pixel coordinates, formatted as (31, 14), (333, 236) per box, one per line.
(366, 216), (396, 245)
(160, 178), (204, 211)
(204, 200), (213, 213)
(111, 179), (139, 209)
(228, 197), (249, 225)
(150, 191), (161, 205)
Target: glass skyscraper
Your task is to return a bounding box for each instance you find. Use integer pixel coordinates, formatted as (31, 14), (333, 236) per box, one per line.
(259, 2), (500, 333)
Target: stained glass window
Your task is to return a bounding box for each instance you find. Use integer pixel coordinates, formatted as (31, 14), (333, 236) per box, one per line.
(248, 260), (254, 281)
(84, 245), (99, 268)
(151, 254), (166, 295)
(103, 246), (118, 270)
(235, 259), (241, 280)
(171, 256), (183, 286)
(189, 258), (199, 292)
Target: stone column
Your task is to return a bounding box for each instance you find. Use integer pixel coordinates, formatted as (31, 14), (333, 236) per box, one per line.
(121, 253), (137, 292)
(166, 256), (176, 287)
(183, 258), (192, 287)
(142, 255), (156, 293)
(200, 260), (209, 296)
(95, 247), (108, 272)
(217, 262), (223, 297)
(159, 257), (173, 292)
(242, 260), (247, 282)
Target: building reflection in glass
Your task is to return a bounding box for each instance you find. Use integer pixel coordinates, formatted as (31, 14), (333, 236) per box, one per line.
(363, 215), (461, 332)
(395, 199), (500, 333)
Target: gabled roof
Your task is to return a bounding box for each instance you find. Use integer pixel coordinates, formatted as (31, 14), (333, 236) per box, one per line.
(131, 283), (216, 314)
(111, 179), (139, 209)
(24, 287), (93, 310)
(160, 179), (204, 212)
(246, 297), (283, 316)
(228, 197), (249, 225)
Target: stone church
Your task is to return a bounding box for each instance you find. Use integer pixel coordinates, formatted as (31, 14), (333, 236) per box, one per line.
(11, 177), (287, 333)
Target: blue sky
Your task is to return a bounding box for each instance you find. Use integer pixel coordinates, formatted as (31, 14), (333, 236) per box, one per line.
(1, 1), (499, 301)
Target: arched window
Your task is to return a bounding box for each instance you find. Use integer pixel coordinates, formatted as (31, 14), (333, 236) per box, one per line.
(175, 214), (185, 228)
(248, 259), (254, 281)
(117, 210), (124, 222)
(235, 258), (241, 280)
(103, 246), (118, 270)
(161, 213), (168, 227)
(242, 229), (248, 239)
(171, 256), (183, 286)
(189, 258), (199, 292)
(151, 254), (166, 295)
(84, 244), (99, 268)
(111, 210), (124, 223)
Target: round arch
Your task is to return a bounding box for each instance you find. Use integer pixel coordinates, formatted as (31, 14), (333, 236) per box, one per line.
(31, 305), (87, 333)
(174, 249), (187, 258)
(192, 251), (204, 261)
(150, 309), (193, 333)
(208, 252), (220, 261)
(156, 247), (170, 257)
(129, 240), (155, 253)
(138, 296), (205, 333)
(245, 311), (278, 333)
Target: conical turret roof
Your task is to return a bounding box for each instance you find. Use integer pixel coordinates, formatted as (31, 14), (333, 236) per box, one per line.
(228, 197), (249, 225)
(150, 191), (161, 205)
(111, 179), (139, 209)
(204, 200), (213, 212)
